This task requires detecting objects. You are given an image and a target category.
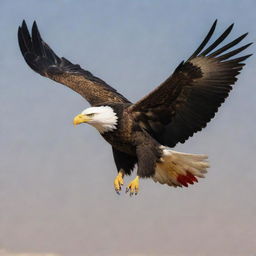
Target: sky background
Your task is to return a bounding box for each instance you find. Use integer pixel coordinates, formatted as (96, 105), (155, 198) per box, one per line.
(0, 0), (256, 256)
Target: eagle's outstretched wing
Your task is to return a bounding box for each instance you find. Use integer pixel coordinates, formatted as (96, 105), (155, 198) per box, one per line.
(129, 20), (252, 147)
(18, 20), (129, 106)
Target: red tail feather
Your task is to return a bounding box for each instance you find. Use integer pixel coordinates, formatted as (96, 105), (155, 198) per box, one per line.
(177, 172), (198, 187)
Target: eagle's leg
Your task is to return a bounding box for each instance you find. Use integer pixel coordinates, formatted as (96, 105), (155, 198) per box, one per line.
(112, 147), (137, 194)
(125, 140), (160, 196)
(114, 170), (124, 194)
(126, 176), (140, 196)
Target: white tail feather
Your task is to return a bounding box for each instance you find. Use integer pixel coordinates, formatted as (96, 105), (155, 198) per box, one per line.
(153, 147), (210, 187)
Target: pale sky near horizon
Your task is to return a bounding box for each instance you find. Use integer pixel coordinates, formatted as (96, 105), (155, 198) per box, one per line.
(0, 0), (256, 256)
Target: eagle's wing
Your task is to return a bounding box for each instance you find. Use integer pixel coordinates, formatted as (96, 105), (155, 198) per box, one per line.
(129, 20), (252, 147)
(18, 21), (129, 106)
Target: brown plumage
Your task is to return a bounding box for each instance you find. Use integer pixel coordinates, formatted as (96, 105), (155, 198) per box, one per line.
(129, 21), (252, 147)
(18, 21), (129, 106)
(18, 20), (252, 195)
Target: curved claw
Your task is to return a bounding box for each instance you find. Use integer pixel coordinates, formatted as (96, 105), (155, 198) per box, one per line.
(114, 171), (124, 194)
(126, 176), (140, 196)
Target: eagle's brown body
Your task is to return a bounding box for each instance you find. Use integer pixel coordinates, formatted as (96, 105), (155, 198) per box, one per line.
(102, 103), (136, 155)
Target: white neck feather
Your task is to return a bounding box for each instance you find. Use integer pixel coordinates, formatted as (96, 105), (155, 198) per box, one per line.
(81, 106), (118, 134)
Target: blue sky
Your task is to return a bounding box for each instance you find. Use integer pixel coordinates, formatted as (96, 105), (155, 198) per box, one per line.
(0, 0), (256, 256)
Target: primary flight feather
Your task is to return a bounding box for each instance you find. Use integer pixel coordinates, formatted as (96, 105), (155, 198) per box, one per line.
(18, 20), (252, 195)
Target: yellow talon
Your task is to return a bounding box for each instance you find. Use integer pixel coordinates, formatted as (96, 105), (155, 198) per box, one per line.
(114, 171), (124, 194)
(126, 176), (140, 196)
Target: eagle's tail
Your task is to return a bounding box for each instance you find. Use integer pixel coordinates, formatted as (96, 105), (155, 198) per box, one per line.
(153, 147), (210, 187)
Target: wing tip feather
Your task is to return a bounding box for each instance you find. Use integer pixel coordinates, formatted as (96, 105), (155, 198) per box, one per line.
(188, 19), (218, 60)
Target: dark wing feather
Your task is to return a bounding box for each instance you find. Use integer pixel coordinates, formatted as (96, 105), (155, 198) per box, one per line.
(18, 20), (129, 106)
(129, 20), (252, 147)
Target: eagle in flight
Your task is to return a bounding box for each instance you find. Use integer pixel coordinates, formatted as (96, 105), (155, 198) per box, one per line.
(18, 20), (252, 195)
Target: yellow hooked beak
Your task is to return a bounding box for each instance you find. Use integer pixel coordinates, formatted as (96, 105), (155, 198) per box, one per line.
(73, 114), (91, 126)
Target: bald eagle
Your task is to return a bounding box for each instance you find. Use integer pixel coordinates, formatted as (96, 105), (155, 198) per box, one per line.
(18, 20), (252, 195)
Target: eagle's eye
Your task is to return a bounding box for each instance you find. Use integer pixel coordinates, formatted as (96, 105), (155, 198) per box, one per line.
(87, 113), (95, 117)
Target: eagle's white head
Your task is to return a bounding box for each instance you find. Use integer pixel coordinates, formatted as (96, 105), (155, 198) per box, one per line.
(73, 106), (118, 134)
